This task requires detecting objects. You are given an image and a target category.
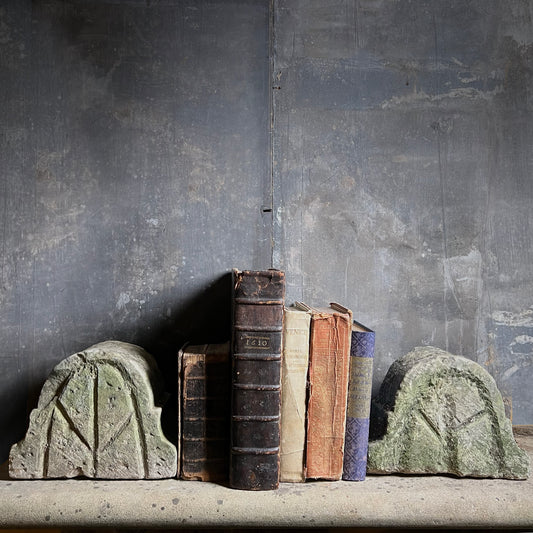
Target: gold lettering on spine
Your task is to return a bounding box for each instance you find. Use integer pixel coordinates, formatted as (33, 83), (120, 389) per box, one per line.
(241, 333), (271, 350)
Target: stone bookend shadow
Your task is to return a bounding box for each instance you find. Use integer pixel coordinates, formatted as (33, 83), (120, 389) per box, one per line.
(136, 272), (233, 382)
(5, 272), (233, 472)
(367, 346), (530, 480)
(133, 272), (233, 447)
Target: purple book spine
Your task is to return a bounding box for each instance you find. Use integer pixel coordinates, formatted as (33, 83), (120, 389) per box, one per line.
(342, 326), (375, 481)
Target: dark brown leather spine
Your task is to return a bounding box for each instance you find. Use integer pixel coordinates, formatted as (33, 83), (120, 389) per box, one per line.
(230, 269), (285, 490)
(180, 342), (230, 482)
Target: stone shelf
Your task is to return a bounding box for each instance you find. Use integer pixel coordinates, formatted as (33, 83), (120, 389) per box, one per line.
(0, 432), (531, 530)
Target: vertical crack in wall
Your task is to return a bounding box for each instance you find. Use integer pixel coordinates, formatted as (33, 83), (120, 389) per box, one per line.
(268, 0), (276, 268)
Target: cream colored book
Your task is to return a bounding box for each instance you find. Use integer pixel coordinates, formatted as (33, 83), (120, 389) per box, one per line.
(280, 305), (311, 482)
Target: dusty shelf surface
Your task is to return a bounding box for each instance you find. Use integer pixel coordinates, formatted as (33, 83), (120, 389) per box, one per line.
(0, 433), (531, 530)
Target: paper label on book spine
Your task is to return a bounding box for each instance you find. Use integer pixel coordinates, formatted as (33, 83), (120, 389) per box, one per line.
(346, 357), (373, 418)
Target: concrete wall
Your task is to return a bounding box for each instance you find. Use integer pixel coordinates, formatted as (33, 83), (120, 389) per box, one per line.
(273, 0), (533, 425)
(0, 0), (271, 459)
(1, 0), (531, 460)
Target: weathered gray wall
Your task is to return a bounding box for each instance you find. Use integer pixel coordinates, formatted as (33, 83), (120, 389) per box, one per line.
(273, 0), (533, 424)
(0, 0), (271, 460)
(1, 0), (532, 462)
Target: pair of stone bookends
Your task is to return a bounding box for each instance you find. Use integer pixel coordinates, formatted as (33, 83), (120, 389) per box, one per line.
(9, 341), (530, 480)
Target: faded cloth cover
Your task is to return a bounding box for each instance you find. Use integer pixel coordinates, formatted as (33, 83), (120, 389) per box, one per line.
(230, 269), (285, 490)
(304, 304), (352, 480)
(180, 342), (230, 482)
(342, 322), (375, 481)
(280, 306), (311, 482)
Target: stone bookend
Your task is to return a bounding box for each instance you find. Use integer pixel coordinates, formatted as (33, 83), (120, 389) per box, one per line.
(10, 341), (177, 479)
(367, 346), (530, 480)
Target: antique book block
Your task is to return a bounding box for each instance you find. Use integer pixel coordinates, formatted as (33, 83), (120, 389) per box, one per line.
(342, 320), (375, 481)
(180, 342), (230, 482)
(297, 302), (352, 480)
(9, 341), (177, 479)
(280, 305), (311, 482)
(230, 269), (285, 490)
(367, 346), (530, 479)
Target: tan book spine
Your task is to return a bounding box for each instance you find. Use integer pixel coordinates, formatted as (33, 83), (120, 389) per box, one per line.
(305, 306), (352, 480)
(280, 307), (311, 482)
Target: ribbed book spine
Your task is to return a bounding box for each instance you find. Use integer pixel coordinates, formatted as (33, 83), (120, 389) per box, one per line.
(280, 307), (311, 482)
(342, 325), (375, 481)
(230, 269), (285, 490)
(180, 342), (230, 482)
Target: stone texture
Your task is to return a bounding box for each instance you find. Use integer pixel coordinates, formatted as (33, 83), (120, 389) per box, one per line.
(9, 341), (177, 479)
(1, 435), (533, 530)
(368, 346), (530, 479)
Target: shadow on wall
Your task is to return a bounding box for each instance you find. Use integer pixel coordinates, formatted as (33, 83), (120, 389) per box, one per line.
(137, 271), (233, 375)
(133, 271), (233, 445)
(0, 384), (31, 467)
(1, 272), (233, 462)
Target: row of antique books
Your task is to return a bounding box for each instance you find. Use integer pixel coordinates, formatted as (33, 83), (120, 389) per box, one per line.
(178, 269), (375, 490)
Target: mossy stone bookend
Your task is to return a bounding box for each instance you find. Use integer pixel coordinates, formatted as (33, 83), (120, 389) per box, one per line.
(367, 346), (530, 480)
(9, 340), (177, 479)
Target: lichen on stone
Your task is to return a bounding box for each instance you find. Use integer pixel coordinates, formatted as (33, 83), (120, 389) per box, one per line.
(9, 340), (177, 479)
(367, 346), (530, 480)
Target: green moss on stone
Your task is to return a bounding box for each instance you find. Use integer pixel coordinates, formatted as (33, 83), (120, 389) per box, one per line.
(9, 341), (177, 480)
(367, 346), (530, 480)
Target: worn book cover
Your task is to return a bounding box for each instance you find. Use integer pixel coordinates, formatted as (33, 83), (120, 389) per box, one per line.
(342, 321), (375, 481)
(280, 305), (311, 482)
(297, 302), (352, 480)
(230, 269), (285, 490)
(180, 342), (230, 482)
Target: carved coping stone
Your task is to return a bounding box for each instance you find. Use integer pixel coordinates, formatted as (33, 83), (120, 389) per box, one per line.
(9, 340), (177, 479)
(367, 346), (530, 480)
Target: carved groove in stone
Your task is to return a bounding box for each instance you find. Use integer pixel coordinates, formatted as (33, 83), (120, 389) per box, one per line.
(9, 341), (177, 479)
(368, 346), (530, 480)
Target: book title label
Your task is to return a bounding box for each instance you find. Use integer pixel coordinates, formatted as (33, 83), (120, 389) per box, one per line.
(347, 356), (373, 418)
(242, 333), (271, 350)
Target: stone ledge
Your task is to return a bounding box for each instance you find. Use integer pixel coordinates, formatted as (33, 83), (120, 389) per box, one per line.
(0, 433), (531, 530)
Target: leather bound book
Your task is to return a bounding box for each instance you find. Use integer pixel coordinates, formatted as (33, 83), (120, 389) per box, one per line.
(296, 302), (352, 480)
(280, 305), (311, 482)
(230, 269), (285, 490)
(180, 342), (230, 482)
(342, 321), (375, 481)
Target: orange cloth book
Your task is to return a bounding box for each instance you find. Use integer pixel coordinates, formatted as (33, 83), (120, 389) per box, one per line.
(295, 302), (352, 480)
